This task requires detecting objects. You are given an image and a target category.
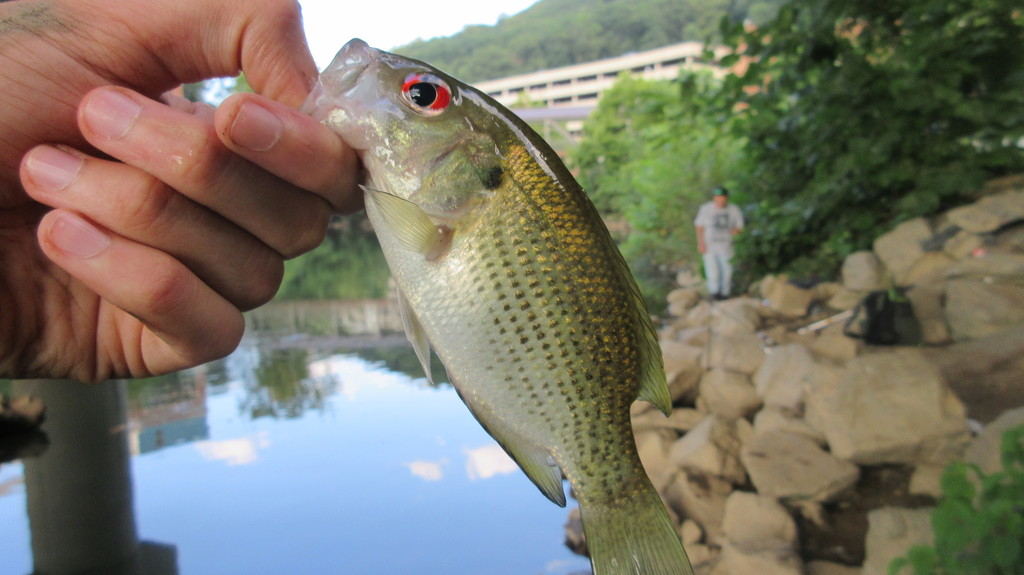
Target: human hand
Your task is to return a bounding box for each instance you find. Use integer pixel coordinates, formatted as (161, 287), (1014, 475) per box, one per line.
(1, 0), (361, 382)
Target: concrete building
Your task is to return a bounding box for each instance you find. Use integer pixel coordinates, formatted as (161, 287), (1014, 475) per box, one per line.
(474, 41), (728, 111)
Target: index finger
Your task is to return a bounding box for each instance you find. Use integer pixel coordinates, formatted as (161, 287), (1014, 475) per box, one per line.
(216, 93), (364, 214)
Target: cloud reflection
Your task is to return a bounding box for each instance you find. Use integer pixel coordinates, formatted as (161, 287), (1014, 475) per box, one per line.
(404, 458), (449, 481)
(194, 432), (270, 465)
(464, 445), (518, 480)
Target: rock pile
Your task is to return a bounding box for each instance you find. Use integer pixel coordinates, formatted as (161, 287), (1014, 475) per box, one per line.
(569, 177), (1024, 573)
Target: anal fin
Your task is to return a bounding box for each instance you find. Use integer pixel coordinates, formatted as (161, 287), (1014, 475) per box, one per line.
(450, 380), (566, 507)
(396, 287), (434, 384)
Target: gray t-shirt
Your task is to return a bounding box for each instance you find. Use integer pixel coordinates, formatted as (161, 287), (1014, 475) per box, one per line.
(694, 202), (744, 257)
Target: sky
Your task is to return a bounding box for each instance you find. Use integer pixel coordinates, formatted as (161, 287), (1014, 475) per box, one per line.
(298, 0), (542, 70)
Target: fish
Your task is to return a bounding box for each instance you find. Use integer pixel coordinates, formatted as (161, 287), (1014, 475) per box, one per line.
(303, 39), (693, 575)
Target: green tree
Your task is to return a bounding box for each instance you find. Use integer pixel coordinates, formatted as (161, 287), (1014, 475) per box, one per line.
(717, 0), (1024, 278)
(571, 72), (744, 306)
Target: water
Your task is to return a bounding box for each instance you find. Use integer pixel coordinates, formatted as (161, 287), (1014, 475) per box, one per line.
(0, 310), (592, 575)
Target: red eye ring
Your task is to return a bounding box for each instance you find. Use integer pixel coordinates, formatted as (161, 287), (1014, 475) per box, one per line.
(401, 73), (452, 116)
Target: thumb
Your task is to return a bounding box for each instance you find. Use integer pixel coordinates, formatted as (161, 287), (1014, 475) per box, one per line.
(74, 0), (319, 108)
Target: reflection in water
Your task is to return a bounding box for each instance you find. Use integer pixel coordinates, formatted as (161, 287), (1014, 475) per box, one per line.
(14, 379), (178, 575)
(1, 304), (595, 575)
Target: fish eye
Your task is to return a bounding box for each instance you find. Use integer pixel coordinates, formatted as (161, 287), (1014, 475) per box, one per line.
(401, 73), (451, 116)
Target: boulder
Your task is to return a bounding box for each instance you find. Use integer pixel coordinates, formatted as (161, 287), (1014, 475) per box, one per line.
(670, 415), (750, 485)
(862, 507), (934, 575)
(753, 407), (827, 446)
(740, 431), (859, 502)
(903, 251), (956, 285)
(806, 561), (861, 575)
(806, 332), (860, 363)
(827, 287), (869, 311)
(680, 519), (704, 545)
(668, 287), (703, 316)
(721, 491), (799, 552)
(909, 462), (946, 498)
(906, 283), (951, 345)
(636, 430), (675, 493)
(752, 343), (816, 412)
(709, 298), (763, 335)
(663, 472), (734, 543)
(705, 333), (766, 375)
(945, 278), (1024, 341)
(808, 350), (968, 465)
(677, 268), (704, 288)
(873, 217), (932, 286)
(661, 340), (705, 403)
(842, 251), (886, 292)
(700, 369), (763, 420)
(717, 542), (803, 575)
(945, 253), (1024, 279)
(946, 190), (1024, 233)
(964, 406), (1024, 474)
(943, 228), (984, 260)
(633, 406), (705, 434)
(761, 276), (814, 317)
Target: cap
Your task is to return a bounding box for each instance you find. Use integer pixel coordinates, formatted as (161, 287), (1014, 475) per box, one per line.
(712, 186), (729, 197)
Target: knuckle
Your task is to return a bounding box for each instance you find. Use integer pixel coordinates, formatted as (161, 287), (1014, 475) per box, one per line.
(167, 125), (228, 189)
(139, 261), (198, 320)
(237, 254), (285, 311)
(115, 176), (178, 233)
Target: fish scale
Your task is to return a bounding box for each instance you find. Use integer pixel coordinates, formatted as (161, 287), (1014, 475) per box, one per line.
(304, 38), (693, 575)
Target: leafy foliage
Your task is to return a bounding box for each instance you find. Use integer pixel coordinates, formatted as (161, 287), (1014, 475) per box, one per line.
(889, 425), (1024, 575)
(570, 72), (744, 306)
(396, 0), (786, 82)
(717, 0), (1024, 278)
(275, 216), (391, 301)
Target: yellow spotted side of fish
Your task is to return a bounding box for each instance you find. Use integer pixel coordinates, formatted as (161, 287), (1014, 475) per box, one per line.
(304, 38), (693, 575)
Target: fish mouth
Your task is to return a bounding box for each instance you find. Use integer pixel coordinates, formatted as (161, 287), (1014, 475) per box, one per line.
(301, 38), (382, 150)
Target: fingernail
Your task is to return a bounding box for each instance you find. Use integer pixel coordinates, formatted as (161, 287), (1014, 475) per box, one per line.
(85, 89), (141, 140)
(26, 146), (83, 191)
(50, 212), (110, 259)
(230, 102), (282, 152)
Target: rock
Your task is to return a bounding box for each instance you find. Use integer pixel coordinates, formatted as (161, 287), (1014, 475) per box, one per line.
(670, 415), (749, 485)
(636, 430), (675, 492)
(943, 228), (985, 260)
(700, 369), (763, 420)
(946, 190), (1024, 233)
(828, 287), (869, 311)
(633, 407), (705, 434)
(721, 491), (798, 552)
(717, 542), (803, 575)
(753, 343), (816, 412)
(903, 251), (956, 285)
(676, 326), (712, 347)
(683, 543), (716, 571)
(681, 519), (704, 545)
(964, 406), (1024, 474)
(682, 300), (713, 328)
(663, 472), (734, 543)
(669, 287), (703, 316)
(705, 333), (766, 375)
(842, 251), (886, 292)
(945, 253), (1024, 279)
(761, 276), (814, 317)
(809, 350), (968, 465)
(873, 217), (932, 286)
(710, 298), (763, 334)
(807, 332), (860, 362)
(906, 283), (951, 345)
(813, 282), (841, 303)
(661, 340), (705, 403)
(740, 431), (860, 502)
(753, 407), (827, 446)
(564, 507), (587, 555)
(806, 560), (861, 575)
(862, 507), (934, 575)
(677, 268), (704, 288)
(945, 278), (1024, 341)
(909, 462), (946, 498)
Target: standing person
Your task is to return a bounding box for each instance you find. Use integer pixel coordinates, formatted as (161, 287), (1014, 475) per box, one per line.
(694, 186), (744, 300)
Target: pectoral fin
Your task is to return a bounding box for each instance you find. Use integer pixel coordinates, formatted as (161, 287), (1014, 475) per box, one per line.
(397, 287), (434, 384)
(362, 185), (444, 256)
(449, 378), (566, 507)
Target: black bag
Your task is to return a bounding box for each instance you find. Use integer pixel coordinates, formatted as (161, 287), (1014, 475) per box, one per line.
(843, 287), (923, 346)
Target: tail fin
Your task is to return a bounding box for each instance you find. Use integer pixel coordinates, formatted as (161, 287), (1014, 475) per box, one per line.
(580, 485), (694, 575)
